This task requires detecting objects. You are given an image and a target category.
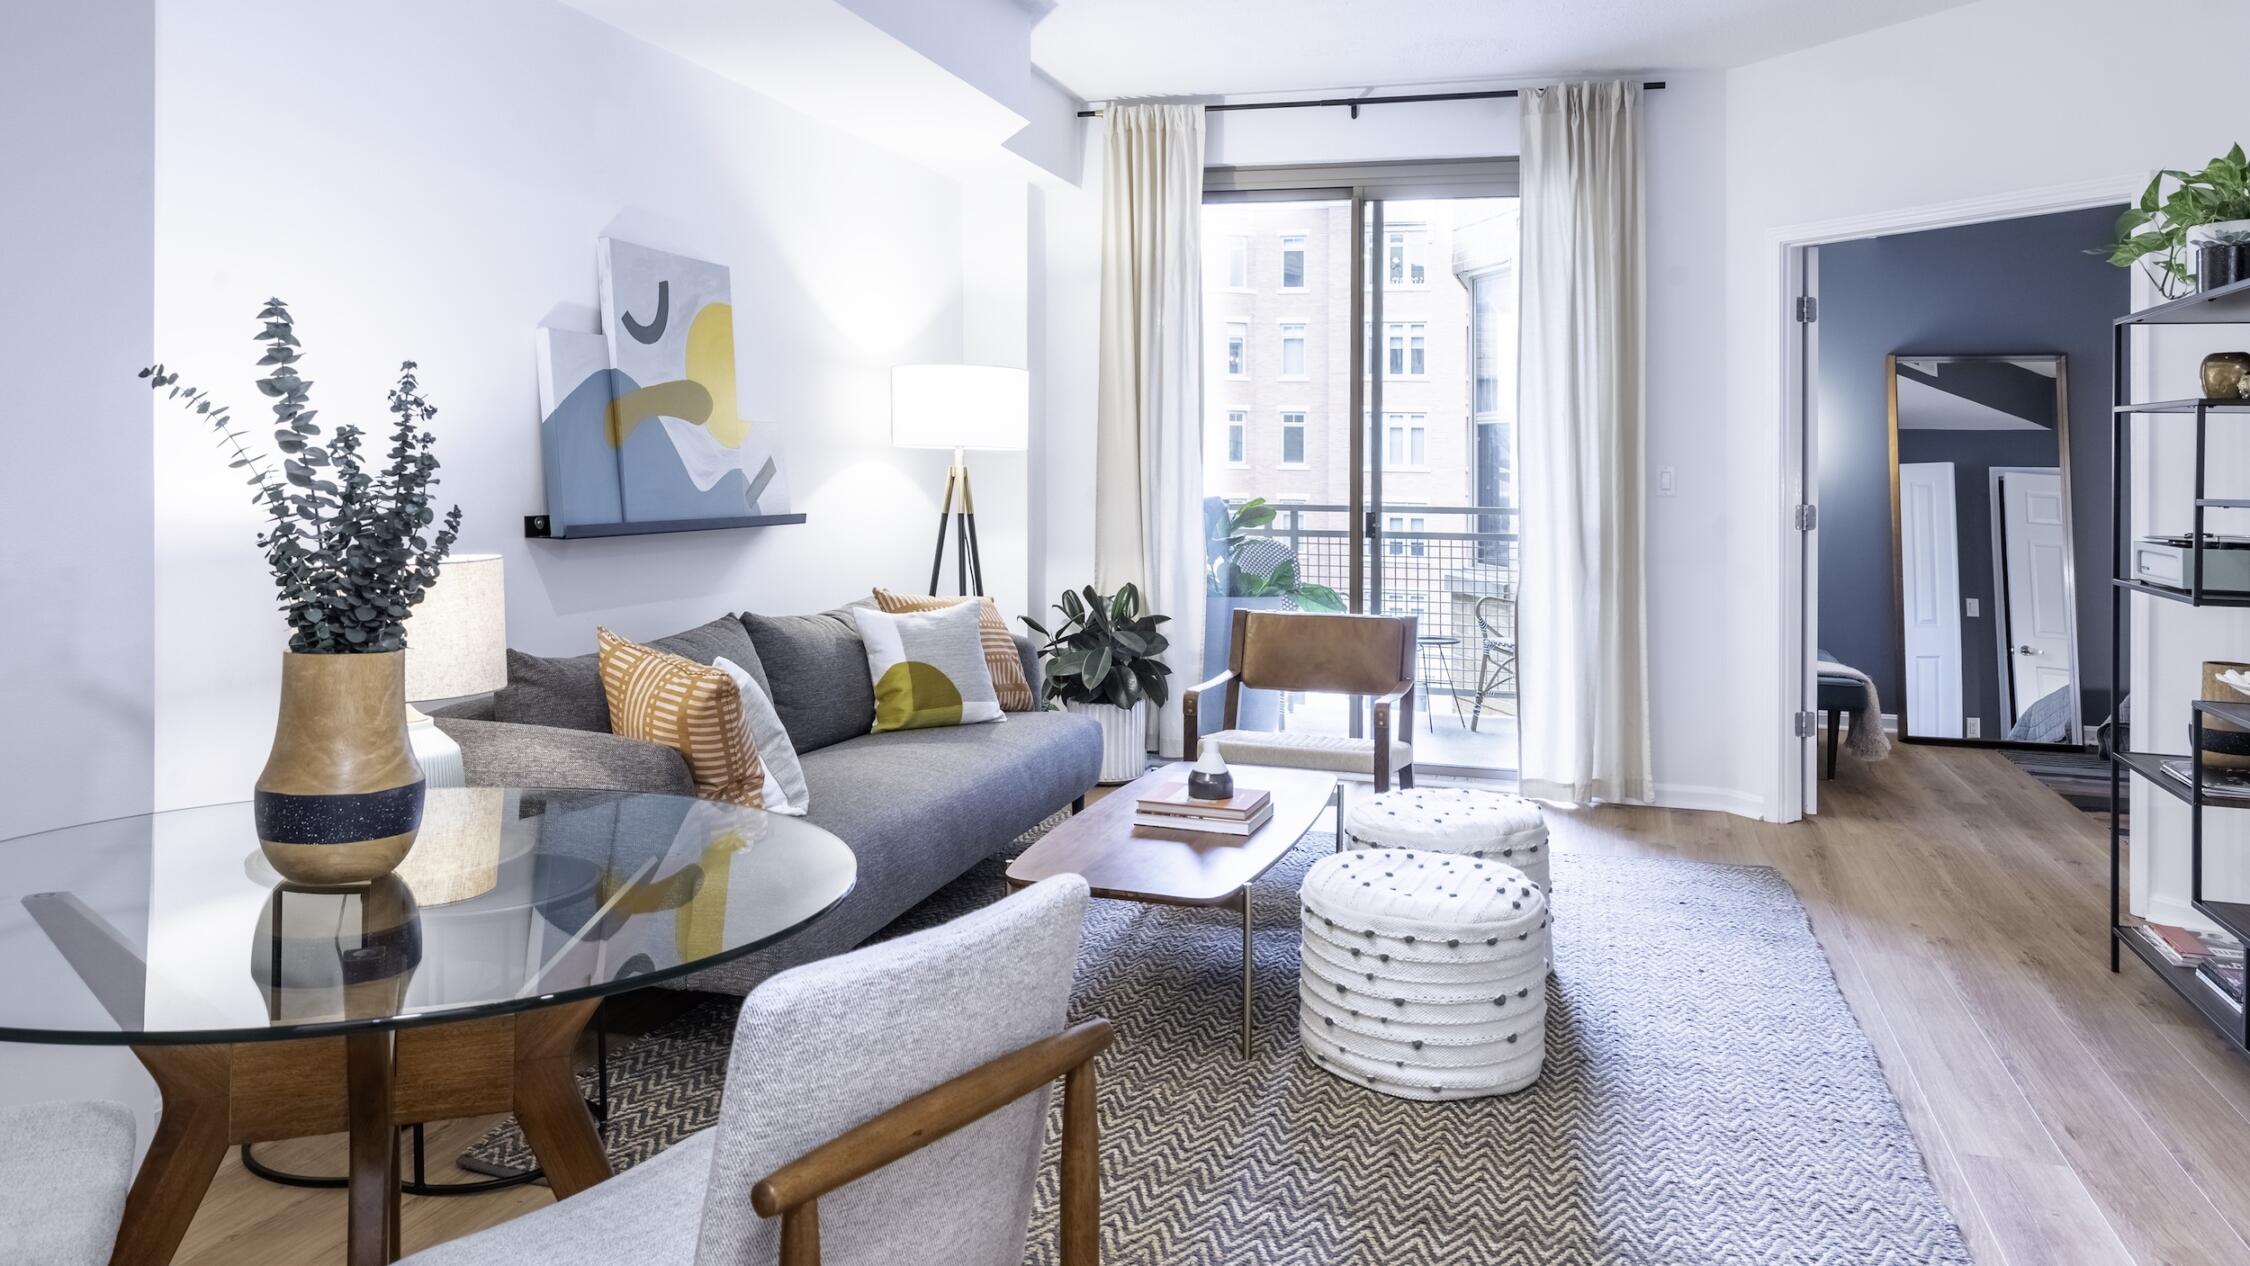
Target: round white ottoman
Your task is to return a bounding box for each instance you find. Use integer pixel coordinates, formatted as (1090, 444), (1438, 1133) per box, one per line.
(1344, 786), (1550, 896)
(1298, 846), (1549, 1101)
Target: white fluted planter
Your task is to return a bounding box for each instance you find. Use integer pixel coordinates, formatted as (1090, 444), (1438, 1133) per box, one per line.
(1067, 700), (1149, 784)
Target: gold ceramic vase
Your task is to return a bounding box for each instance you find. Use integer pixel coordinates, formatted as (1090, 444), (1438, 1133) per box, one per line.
(252, 651), (426, 886)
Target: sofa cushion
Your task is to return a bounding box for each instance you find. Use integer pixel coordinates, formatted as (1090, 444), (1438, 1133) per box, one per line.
(739, 609), (874, 752)
(677, 709), (1102, 995)
(494, 617), (765, 734)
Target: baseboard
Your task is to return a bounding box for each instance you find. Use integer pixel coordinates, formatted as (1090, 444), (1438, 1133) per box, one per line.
(1648, 782), (1768, 820)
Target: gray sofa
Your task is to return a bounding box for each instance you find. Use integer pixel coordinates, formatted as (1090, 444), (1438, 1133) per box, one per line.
(430, 608), (1101, 992)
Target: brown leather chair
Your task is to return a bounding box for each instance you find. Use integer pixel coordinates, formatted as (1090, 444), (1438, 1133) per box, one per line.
(1183, 608), (1418, 792)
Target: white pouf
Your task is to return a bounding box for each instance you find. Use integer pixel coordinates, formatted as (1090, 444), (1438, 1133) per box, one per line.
(1344, 786), (1550, 896)
(1298, 846), (1549, 1101)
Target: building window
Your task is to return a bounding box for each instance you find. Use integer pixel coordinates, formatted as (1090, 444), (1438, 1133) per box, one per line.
(1281, 236), (1306, 289)
(1226, 322), (1247, 376)
(1226, 410), (1247, 464)
(1384, 514), (1429, 557)
(1281, 411), (1306, 464)
(1280, 323), (1306, 377)
(1385, 415), (1426, 468)
(1410, 324), (1425, 376)
(1387, 326), (1405, 376)
(1227, 236), (1248, 288)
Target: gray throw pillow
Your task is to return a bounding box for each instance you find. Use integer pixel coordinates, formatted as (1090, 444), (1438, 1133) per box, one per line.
(738, 608), (875, 753)
(494, 616), (768, 734)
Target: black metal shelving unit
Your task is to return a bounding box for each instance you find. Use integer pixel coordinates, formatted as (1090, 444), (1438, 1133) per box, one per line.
(2108, 276), (2250, 1055)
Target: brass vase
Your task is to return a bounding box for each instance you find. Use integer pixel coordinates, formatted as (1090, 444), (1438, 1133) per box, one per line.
(2200, 352), (2250, 401)
(253, 651), (426, 886)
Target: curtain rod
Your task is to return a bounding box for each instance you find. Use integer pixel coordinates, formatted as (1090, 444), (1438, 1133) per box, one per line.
(1076, 81), (1665, 119)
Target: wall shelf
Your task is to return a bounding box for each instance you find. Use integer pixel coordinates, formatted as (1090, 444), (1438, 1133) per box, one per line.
(2112, 578), (2250, 608)
(2117, 275), (2250, 326)
(2112, 399), (2250, 414)
(524, 513), (808, 540)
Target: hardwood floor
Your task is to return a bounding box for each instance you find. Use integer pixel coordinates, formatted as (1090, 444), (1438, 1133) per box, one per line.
(174, 742), (2250, 1264)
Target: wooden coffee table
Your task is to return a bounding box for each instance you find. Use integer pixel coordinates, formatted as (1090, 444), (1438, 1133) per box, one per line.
(1005, 762), (1339, 1057)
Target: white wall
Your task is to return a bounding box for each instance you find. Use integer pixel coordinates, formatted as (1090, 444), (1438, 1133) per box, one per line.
(0, 0), (161, 1135)
(1720, 0), (2250, 883)
(152, 0), (979, 806)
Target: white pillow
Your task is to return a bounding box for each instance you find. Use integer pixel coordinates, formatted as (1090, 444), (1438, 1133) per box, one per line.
(715, 656), (809, 816)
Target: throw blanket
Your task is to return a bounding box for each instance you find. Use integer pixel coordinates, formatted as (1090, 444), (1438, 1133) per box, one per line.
(1818, 659), (1892, 761)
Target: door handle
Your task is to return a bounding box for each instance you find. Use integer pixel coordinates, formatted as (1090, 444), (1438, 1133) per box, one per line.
(2014, 645), (2042, 655)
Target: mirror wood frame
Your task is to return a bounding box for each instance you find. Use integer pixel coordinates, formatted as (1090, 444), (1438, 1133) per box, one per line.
(1885, 352), (2083, 749)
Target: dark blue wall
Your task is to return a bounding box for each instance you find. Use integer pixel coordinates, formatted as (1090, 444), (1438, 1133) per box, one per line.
(1817, 205), (2127, 732)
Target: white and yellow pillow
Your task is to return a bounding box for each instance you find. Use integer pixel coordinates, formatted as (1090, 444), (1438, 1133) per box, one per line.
(870, 588), (1036, 712)
(851, 603), (1003, 733)
(597, 627), (763, 808)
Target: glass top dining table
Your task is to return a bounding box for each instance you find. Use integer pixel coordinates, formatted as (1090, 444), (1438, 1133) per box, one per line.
(0, 787), (859, 1047)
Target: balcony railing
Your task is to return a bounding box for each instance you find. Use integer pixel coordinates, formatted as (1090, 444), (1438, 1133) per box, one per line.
(1226, 501), (1517, 712)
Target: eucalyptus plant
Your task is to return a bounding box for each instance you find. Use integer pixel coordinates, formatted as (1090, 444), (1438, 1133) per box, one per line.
(142, 299), (462, 653)
(2102, 144), (2250, 298)
(1022, 583), (1174, 710)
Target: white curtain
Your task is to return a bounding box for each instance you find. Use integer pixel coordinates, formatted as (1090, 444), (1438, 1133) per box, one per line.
(1516, 81), (1652, 804)
(1095, 103), (1206, 758)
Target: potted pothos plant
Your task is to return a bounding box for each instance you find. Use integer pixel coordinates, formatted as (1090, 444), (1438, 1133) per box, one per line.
(143, 299), (461, 886)
(2103, 144), (2250, 298)
(1024, 583), (1173, 783)
(1205, 496), (1344, 730)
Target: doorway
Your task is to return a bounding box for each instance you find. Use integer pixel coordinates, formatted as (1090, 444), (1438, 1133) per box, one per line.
(1198, 162), (1521, 777)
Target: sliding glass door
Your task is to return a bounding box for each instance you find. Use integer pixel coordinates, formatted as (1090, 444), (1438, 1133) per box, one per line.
(1200, 167), (1520, 776)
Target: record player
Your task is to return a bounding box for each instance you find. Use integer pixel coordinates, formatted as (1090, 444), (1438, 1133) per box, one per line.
(2133, 533), (2250, 593)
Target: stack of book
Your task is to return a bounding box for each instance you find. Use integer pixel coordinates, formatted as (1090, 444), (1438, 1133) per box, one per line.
(1132, 782), (1273, 836)
(2158, 759), (2250, 802)
(2137, 921), (2248, 1007)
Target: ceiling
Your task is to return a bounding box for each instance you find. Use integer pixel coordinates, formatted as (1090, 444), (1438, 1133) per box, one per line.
(1031, 0), (1977, 101)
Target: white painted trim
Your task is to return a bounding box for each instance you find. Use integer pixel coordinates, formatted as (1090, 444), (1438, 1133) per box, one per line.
(1650, 782), (1770, 818)
(1765, 172), (2146, 827)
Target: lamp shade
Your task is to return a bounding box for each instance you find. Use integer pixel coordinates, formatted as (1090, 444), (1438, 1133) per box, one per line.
(404, 553), (507, 702)
(891, 364), (1029, 451)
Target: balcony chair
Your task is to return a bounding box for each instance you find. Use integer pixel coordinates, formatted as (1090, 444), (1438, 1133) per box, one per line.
(1468, 594), (1517, 733)
(1185, 608), (1418, 797)
(0, 1100), (136, 1266)
(400, 876), (1110, 1266)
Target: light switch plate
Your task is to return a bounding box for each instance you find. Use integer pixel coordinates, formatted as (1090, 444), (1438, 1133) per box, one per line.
(1657, 465), (1676, 496)
(1965, 718), (1982, 738)
(1965, 597), (1980, 618)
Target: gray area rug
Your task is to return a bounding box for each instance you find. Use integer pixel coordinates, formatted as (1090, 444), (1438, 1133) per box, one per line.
(465, 825), (1972, 1265)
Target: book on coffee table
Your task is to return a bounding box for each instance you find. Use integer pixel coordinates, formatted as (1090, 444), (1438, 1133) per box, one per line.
(1131, 803), (1275, 836)
(1135, 781), (1272, 821)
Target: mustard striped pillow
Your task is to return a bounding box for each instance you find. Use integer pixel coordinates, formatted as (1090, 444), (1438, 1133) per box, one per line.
(871, 588), (1036, 712)
(597, 627), (764, 808)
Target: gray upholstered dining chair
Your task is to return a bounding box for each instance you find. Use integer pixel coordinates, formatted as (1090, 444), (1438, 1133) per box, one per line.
(0, 1099), (137, 1266)
(400, 875), (1108, 1266)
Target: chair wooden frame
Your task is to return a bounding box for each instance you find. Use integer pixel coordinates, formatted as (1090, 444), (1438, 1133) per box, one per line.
(1182, 609), (1418, 791)
(751, 1017), (1114, 1266)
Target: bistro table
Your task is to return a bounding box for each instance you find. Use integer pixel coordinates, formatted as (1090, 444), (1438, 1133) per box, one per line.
(0, 787), (857, 1266)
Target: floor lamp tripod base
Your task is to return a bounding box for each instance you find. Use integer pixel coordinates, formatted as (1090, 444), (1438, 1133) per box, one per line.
(929, 450), (986, 597)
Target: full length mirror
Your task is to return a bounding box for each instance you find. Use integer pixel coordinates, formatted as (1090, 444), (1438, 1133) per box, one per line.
(1890, 354), (2080, 744)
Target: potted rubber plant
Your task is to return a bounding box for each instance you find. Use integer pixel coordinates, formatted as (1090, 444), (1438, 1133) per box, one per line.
(1204, 496), (1345, 730)
(2103, 144), (2250, 298)
(1024, 583), (1173, 783)
(143, 299), (462, 886)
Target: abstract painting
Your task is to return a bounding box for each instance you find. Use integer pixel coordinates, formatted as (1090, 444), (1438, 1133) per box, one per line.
(532, 238), (795, 538)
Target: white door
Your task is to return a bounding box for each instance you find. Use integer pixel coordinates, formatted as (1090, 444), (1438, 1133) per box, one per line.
(1899, 462), (1964, 738)
(1997, 469), (2074, 728)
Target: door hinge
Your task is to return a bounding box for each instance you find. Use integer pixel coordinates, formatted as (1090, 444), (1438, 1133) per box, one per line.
(1793, 710), (1817, 738)
(1793, 503), (1818, 531)
(1795, 296), (1818, 323)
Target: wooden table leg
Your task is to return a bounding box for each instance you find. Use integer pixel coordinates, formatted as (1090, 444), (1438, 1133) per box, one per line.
(1239, 888), (1254, 1060)
(511, 999), (611, 1198)
(345, 1030), (399, 1266)
(109, 1046), (232, 1266)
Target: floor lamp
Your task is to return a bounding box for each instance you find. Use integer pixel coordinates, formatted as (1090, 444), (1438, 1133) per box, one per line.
(891, 364), (1029, 596)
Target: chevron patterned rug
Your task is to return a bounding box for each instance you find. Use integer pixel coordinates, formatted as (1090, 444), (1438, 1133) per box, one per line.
(464, 824), (1972, 1265)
